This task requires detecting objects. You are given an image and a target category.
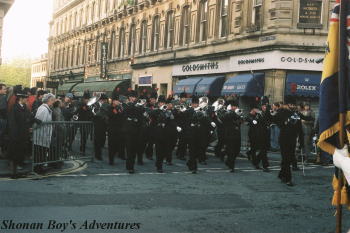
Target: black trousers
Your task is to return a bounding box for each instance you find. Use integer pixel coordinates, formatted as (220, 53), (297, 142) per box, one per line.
(279, 135), (297, 182)
(225, 136), (241, 170)
(94, 129), (106, 159)
(215, 128), (225, 159)
(125, 124), (139, 170)
(108, 130), (124, 164)
(155, 127), (177, 169)
(176, 131), (188, 159)
(145, 125), (156, 159)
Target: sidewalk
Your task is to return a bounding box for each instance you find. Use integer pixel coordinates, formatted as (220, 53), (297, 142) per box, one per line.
(0, 159), (80, 178)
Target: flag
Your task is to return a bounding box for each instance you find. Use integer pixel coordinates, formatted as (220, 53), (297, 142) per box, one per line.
(318, 0), (350, 209)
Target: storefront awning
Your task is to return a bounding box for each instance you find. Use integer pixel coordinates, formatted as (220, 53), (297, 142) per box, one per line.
(173, 77), (203, 95)
(285, 73), (321, 97)
(57, 82), (80, 96)
(221, 73), (264, 97)
(194, 76), (225, 97)
(72, 80), (130, 97)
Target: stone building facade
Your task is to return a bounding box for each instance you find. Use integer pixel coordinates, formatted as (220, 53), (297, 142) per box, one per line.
(31, 53), (48, 89)
(48, 0), (334, 108)
(0, 0), (14, 65)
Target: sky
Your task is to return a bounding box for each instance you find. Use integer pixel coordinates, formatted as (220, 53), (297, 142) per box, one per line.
(2, 0), (53, 62)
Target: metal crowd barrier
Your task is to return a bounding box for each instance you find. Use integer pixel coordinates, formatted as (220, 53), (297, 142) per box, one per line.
(32, 121), (94, 171)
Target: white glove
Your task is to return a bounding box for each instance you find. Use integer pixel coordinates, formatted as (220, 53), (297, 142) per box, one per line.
(253, 120), (257, 125)
(177, 126), (182, 132)
(333, 145), (350, 184)
(210, 131), (213, 135)
(211, 122), (216, 128)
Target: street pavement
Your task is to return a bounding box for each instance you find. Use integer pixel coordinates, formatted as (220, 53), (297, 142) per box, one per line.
(0, 149), (349, 233)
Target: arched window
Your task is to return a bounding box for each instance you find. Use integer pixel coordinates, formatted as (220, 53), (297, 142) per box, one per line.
(128, 24), (136, 55)
(180, 6), (190, 45)
(61, 48), (65, 68)
(119, 28), (125, 57)
(152, 15), (160, 51)
(105, 0), (109, 14)
(76, 43), (80, 66)
(85, 5), (89, 24)
(164, 11), (174, 49)
(219, 0), (228, 37)
(139, 20), (147, 54)
(198, 0), (208, 42)
(71, 44), (75, 67)
(66, 46), (70, 68)
(109, 31), (115, 59)
(69, 15), (72, 31)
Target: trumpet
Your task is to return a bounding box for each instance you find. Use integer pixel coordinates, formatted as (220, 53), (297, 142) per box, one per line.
(72, 114), (79, 121)
(136, 99), (147, 106)
(175, 104), (187, 112)
(199, 97), (209, 109)
(160, 104), (168, 111)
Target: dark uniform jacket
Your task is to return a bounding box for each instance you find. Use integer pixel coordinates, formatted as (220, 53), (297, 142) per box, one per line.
(8, 103), (31, 141)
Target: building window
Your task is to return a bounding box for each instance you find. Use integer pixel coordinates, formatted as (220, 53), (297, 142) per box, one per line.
(252, 0), (262, 29)
(234, 17), (241, 27)
(129, 24), (136, 55)
(79, 9), (83, 27)
(152, 16), (160, 51)
(91, 2), (95, 22)
(198, 0), (208, 42)
(105, 0), (109, 14)
(219, 0), (228, 37)
(181, 6), (190, 46)
(95, 37), (100, 62)
(74, 12), (77, 28)
(109, 31), (115, 59)
(82, 41), (86, 65)
(85, 5), (89, 24)
(139, 20), (147, 54)
(76, 43), (80, 66)
(165, 11), (174, 49)
(71, 45), (75, 67)
(119, 28), (125, 57)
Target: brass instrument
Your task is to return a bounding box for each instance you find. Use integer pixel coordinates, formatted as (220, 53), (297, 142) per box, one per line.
(199, 97), (209, 110)
(175, 104), (187, 112)
(212, 98), (225, 112)
(136, 99), (147, 106)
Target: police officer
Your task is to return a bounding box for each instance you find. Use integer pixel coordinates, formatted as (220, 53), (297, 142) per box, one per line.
(273, 97), (299, 186)
(123, 90), (143, 173)
(93, 94), (109, 161)
(107, 91), (125, 165)
(222, 96), (242, 173)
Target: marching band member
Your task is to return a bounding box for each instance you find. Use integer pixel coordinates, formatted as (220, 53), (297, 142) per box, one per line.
(93, 94), (109, 161)
(145, 92), (158, 160)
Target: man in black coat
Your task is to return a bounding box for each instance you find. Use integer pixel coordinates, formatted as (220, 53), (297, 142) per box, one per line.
(32, 90), (46, 117)
(175, 92), (189, 160)
(8, 90), (31, 178)
(93, 94), (109, 160)
(107, 92), (125, 165)
(273, 98), (299, 186)
(222, 96), (242, 173)
(144, 92), (158, 160)
(123, 90), (143, 173)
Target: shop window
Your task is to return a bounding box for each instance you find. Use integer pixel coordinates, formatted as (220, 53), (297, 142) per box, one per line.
(165, 11), (174, 49)
(152, 16), (160, 51)
(198, 0), (208, 42)
(219, 0), (228, 37)
(181, 6), (190, 46)
(160, 83), (168, 96)
(139, 20), (148, 54)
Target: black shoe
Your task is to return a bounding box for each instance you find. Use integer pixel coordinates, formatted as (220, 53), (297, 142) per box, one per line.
(109, 161), (114, 166)
(263, 167), (270, 172)
(255, 165), (260, 170)
(146, 156), (153, 160)
(230, 168), (235, 173)
(128, 169), (135, 174)
(157, 169), (163, 173)
(286, 181), (294, 186)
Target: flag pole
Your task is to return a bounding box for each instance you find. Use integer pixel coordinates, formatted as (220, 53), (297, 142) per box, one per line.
(337, 1), (347, 232)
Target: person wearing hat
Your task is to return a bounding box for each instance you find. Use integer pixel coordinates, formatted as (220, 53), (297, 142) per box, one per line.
(61, 93), (75, 121)
(175, 92), (189, 161)
(7, 90), (31, 178)
(221, 96), (242, 173)
(123, 89), (143, 173)
(31, 90), (47, 117)
(272, 97), (300, 186)
(92, 93), (109, 161)
(186, 95), (200, 173)
(144, 91), (158, 160)
(153, 95), (178, 172)
(108, 91), (126, 164)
